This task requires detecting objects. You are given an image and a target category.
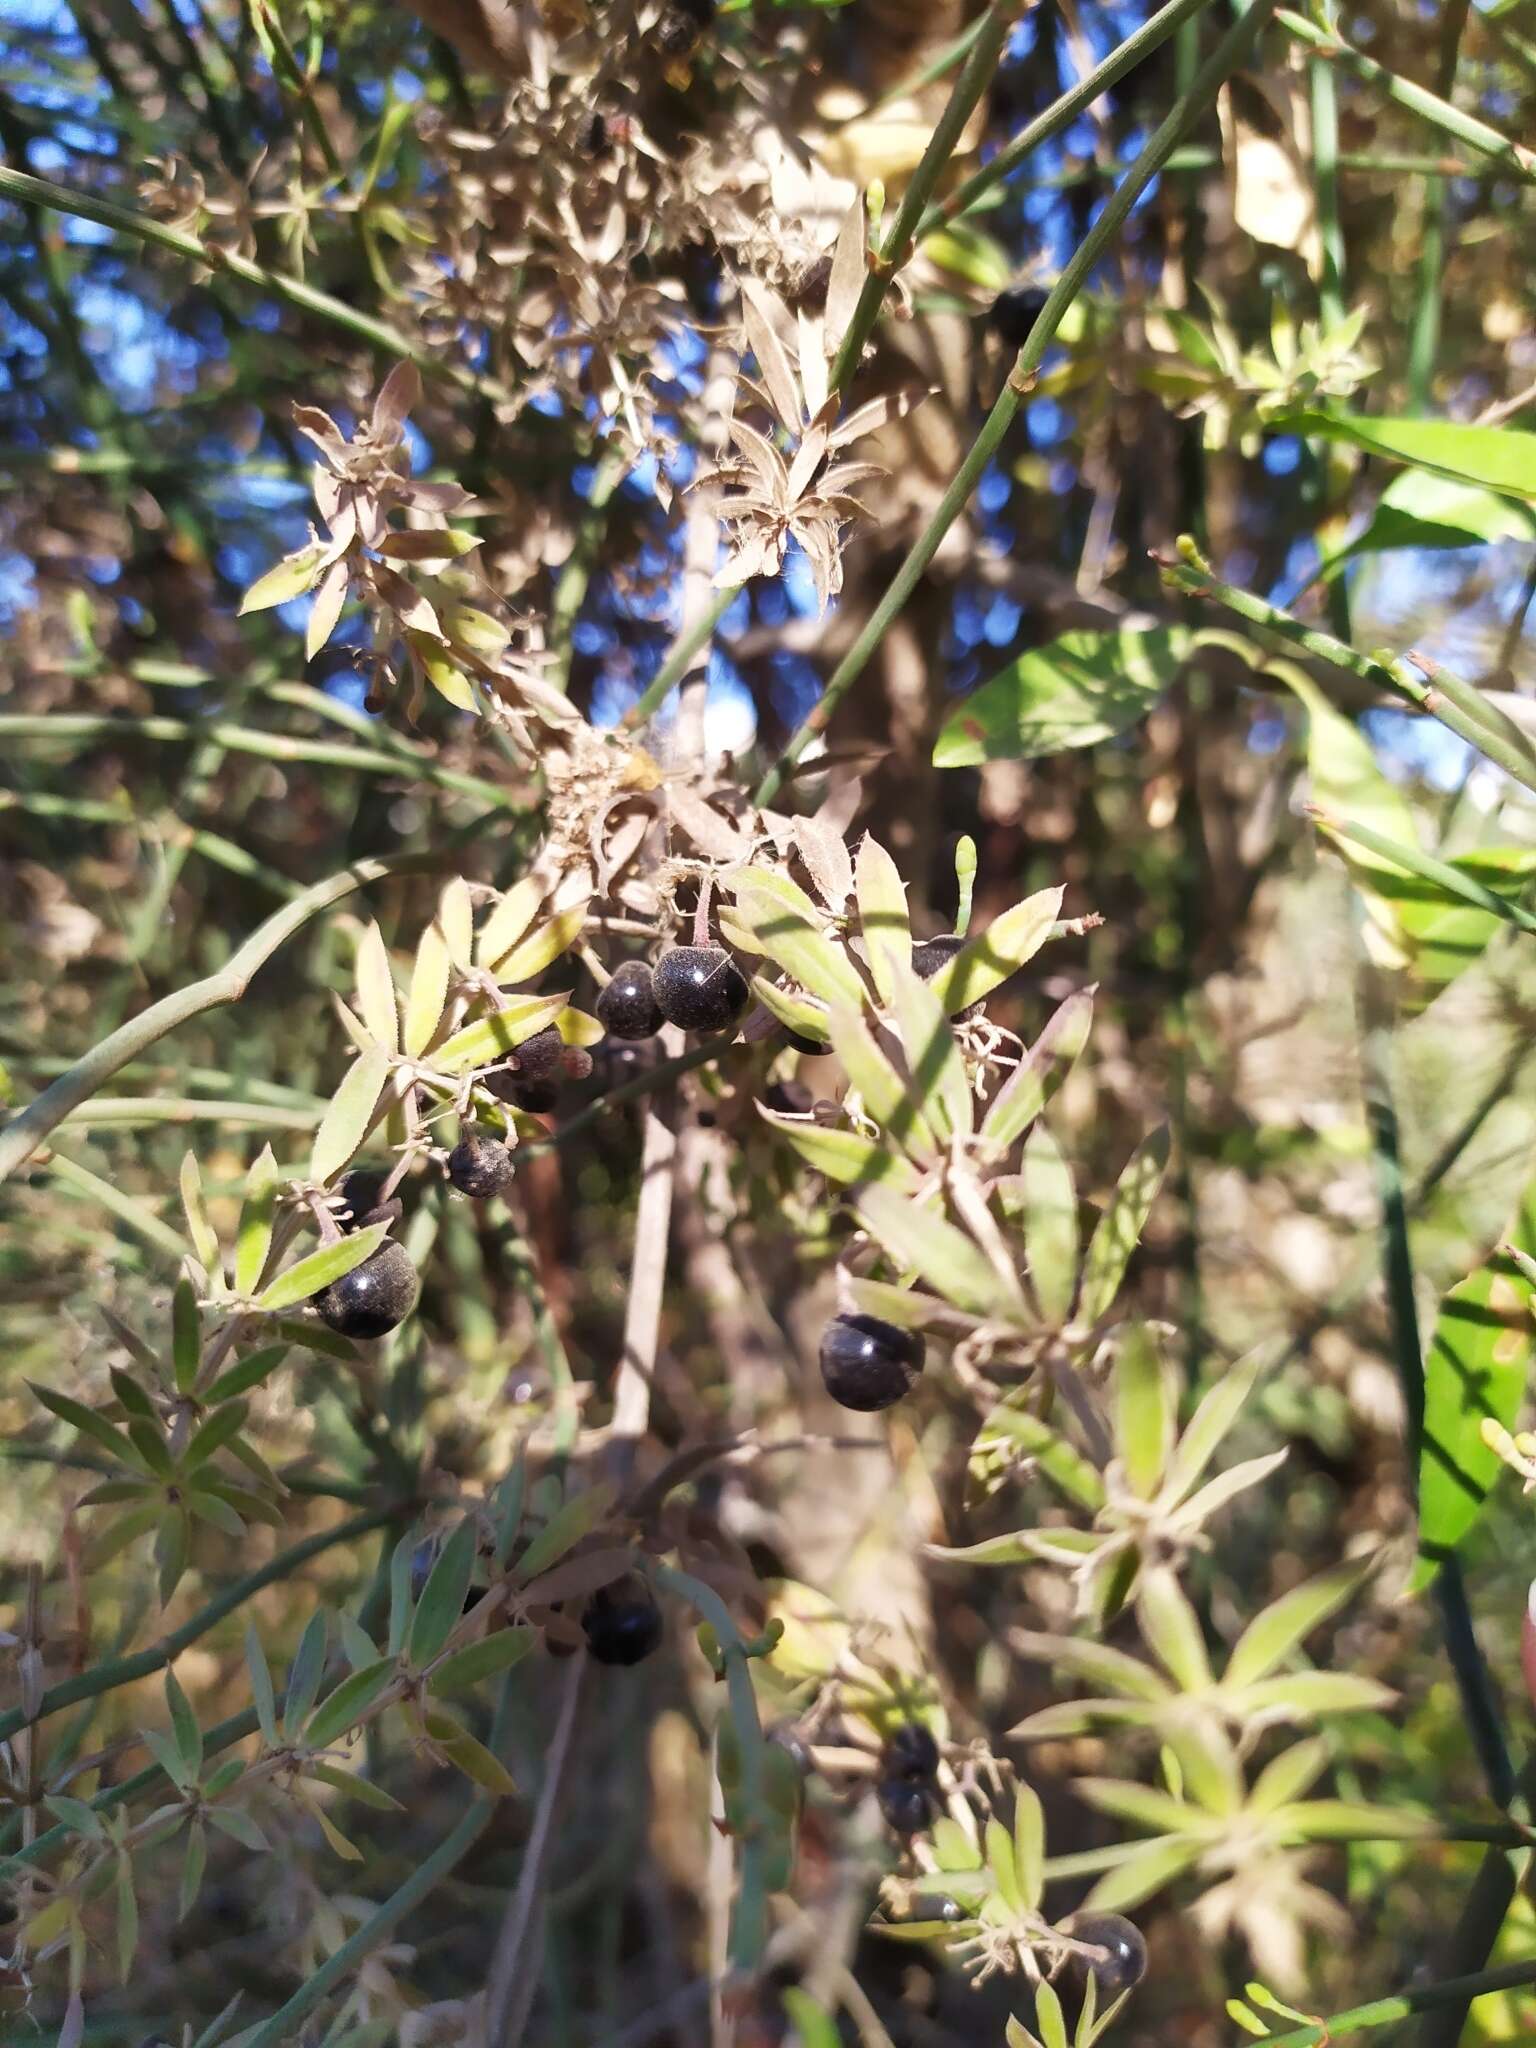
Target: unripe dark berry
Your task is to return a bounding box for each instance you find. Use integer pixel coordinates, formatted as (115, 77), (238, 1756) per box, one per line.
(882, 1721), (940, 1784)
(989, 286), (1049, 348)
(876, 1776), (933, 1836)
(582, 1577), (664, 1666)
(818, 1313), (925, 1412)
(596, 961), (664, 1040)
(315, 1240), (419, 1340)
(511, 1025), (564, 1082)
(485, 1025), (572, 1113)
(653, 945), (750, 1033)
(1061, 1913), (1148, 2002)
(447, 1125), (514, 1199)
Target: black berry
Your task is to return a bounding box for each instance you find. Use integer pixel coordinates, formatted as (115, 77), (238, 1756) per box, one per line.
(891, 1894), (965, 1925)
(485, 1025), (568, 1113)
(882, 1721), (940, 1784)
(582, 1577), (664, 1667)
(989, 286), (1049, 348)
(911, 933), (966, 980)
(1061, 1913), (1148, 2002)
(447, 1125), (514, 1198)
(315, 1241), (419, 1340)
(582, 110), (611, 158)
(512, 1025), (564, 1081)
(818, 1313), (925, 1412)
(337, 1167), (394, 1231)
(876, 1777), (934, 1836)
(589, 1036), (663, 1094)
(597, 961), (664, 1040)
(653, 945), (750, 1033)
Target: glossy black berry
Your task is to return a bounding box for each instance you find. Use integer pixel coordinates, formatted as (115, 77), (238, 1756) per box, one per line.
(486, 1025), (567, 1113)
(315, 1241), (419, 1340)
(876, 1776), (934, 1836)
(653, 945), (750, 1033)
(989, 286), (1049, 348)
(1061, 1913), (1148, 2002)
(596, 961), (664, 1040)
(818, 1313), (925, 1412)
(891, 1893), (965, 1925)
(582, 1577), (664, 1667)
(882, 1721), (940, 1784)
(447, 1125), (514, 1199)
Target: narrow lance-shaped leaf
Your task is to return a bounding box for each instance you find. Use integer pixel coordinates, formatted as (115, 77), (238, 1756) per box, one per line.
(1022, 1122), (1077, 1324)
(434, 993), (569, 1076)
(855, 835), (911, 1002)
(1078, 1126), (1169, 1326)
(926, 886), (1065, 1015)
(354, 921), (399, 1052)
(825, 1004), (938, 1162)
(1115, 1324), (1173, 1500)
(246, 1623), (278, 1747)
(403, 915), (452, 1057)
(305, 1658), (399, 1750)
(282, 1610), (330, 1741)
(494, 902), (590, 986)
(475, 878), (543, 972)
(172, 1276), (201, 1396)
(981, 986), (1095, 1155)
(515, 1483), (617, 1582)
(255, 1221), (387, 1314)
(179, 1152), (222, 1286)
(889, 962), (973, 1143)
(409, 1516), (478, 1668)
(1224, 1554), (1379, 1690)
(855, 1185), (1013, 1321)
(234, 1146), (280, 1299)
(757, 1109), (920, 1191)
(732, 873), (868, 1011)
(310, 1044), (390, 1187)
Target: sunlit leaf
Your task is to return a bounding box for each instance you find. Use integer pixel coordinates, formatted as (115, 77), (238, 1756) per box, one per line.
(238, 541), (324, 613)
(757, 1108), (919, 1190)
(855, 1185), (1012, 1320)
(235, 1147), (281, 1299)
(732, 872), (867, 1010)
(494, 904), (589, 986)
(1022, 1122), (1077, 1323)
(855, 835), (911, 1001)
(1115, 1325), (1172, 1499)
(310, 1045), (390, 1186)
(1078, 1127), (1169, 1326)
(354, 922), (399, 1053)
(934, 627), (1190, 766)
(980, 987), (1095, 1155)
(1225, 1555), (1379, 1689)
(255, 1221), (387, 1313)
(179, 1152), (221, 1285)
(434, 994), (569, 1075)
(889, 963), (972, 1142)
(926, 888), (1065, 1014)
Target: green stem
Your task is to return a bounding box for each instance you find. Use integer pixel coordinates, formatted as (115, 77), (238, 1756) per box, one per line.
(1248, 1956), (1536, 2045)
(755, 0), (1278, 810)
(0, 166), (515, 404)
(825, 0), (1018, 400)
(0, 849), (450, 1185)
(1309, 55), (1345, 327)
(0, 1509), (392, 1746)
(648, 1562), (769, 1974)
(52, 1098), (320, 1131)
(45, 1153), (189, 1262)
(922, 0), (1215, 237)
(1407, 0), (1471, 412)
(1160, 543), (1536, 799)
(619, 587), (739, 732)
(1312, 812), (1536, 939)
(0, 711), (515, 807)
(1276, 12), (1536, 184)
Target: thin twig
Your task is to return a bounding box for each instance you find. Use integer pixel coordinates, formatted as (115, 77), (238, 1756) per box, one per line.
(485, 1654), (586, 2043)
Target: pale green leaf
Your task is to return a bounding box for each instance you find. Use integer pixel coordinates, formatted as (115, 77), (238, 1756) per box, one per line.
(434, 994), (569, 1075)
(354, 923), (399, 1053)
(934, 626), (1190, 766)
(732, 872), (867, 1009)
(255, 1221), (386, 1313)
(1078, 1127), (1169, 1326)
(403, 916), (452, 1057)
(757, 1109), (919, 1190)
(1022, 1122), (1077, 1323)
(1135, 1568), (1212, 1692)
(855, 835), (911, 1002)
(475, 879), (543, 971)
(1225, 1555), (1379, 1689)
(310, 1045), (389, 1187)
(1115, 1325), (1172, 1499)
(855, 1185), (1011, 1320)
(889, 962), (972, 1141)
(238, 542), (323, 613)
(493, 903), (589, 986)
(980, 987), (1094, 1155)
(825, 1004), (937, 1160)
(234, 1147), (280, 1299)
(179, 1151), (221, 1284)
(926, 887), (1065, 1014)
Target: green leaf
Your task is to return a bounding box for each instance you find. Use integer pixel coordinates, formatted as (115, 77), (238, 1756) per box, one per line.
(971, 1402), (1106, 1509)
(1161, 1340), (1272, 1507)
(282, 1610), (330, 1740)
(780, 1988), (841, 2048)
(1291, 409), (1536, 503)
(1013, 1784), (1045, 1912)
(1135, 1568), (1212, 1692)
(926, 887), (1065, 1015)
(205, 1343), (288, 1405)
(1078, 1127), (1169, 1326)
(108, 1367), (157, 1424)
(1224, 1555), (1378, 1689)
(1032, 1978), (1068, 2048)
(751, 974), (830, 1043)
(422, 1710), (517, 1795)
(39, 1388), (153, 1471)
(854, 835), (911, 1002)
(305, 1658), (399, 1749)
(179, 1818), (207, 1923)
(854, 1185), (1012, 1320)
(732, 873), (868, 1010)
(986, 1816), (1022, 1913)
(1022, 1123), (1077, 1323)
(44, 1795), (104, 1843)
(1075, 1778), (1206, 1835)
(494, 1448), (528, 1568)
(205, 1807), (270, 1851)
(115, 1848), (138, 1979)
(154, 1508), (191, 1607)
(165, 1668), (203, 1775)
(409, 1517), (478, 1668)
(1115, 1325), (1172, 1499)
(758, 1108), (919, 1189)
(1082, 1835), (1202, 1913)
(235, 1147), (281, 1299)
(1318, 467), (1536, 579)
(979, 987), (1095, 1155)
(1230, 1672), (1397, 1719)
(353, 922), (400, 1053)
(475, 879), (543, 971)
(388, 1529), (416, 1656)
(428, 1627), (537, 1696)
(934, 626), (1190, 765)
(180, 1400), (249, 1476)
(493, 903), (589, 985)
(179, 1152), (221, 1285)
(926, 1528), (1102, 1568)
(1416, 1189), (1536, 1581)
(255, 1221), (387, 1313)
(434, 994), (569, 1076)
(310, 1045), (390, 1186)
(930, 1817), (985, 1870)
(825, 1004), (937, 1161)
(306, 1762), (402, 1810)
(889, 963), (973, 1142)
(238, 541), (324, 613)
(921, 219), (1012, 291)
(246, 1623), (278, 1747)
(1009, 1632), (1170, 1704)
(172, 1276), (202, 1397)
(403, 916), (453, 1058)
(516, 1484), (616, 1582)
(1270, 1799), (1431, 1843)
